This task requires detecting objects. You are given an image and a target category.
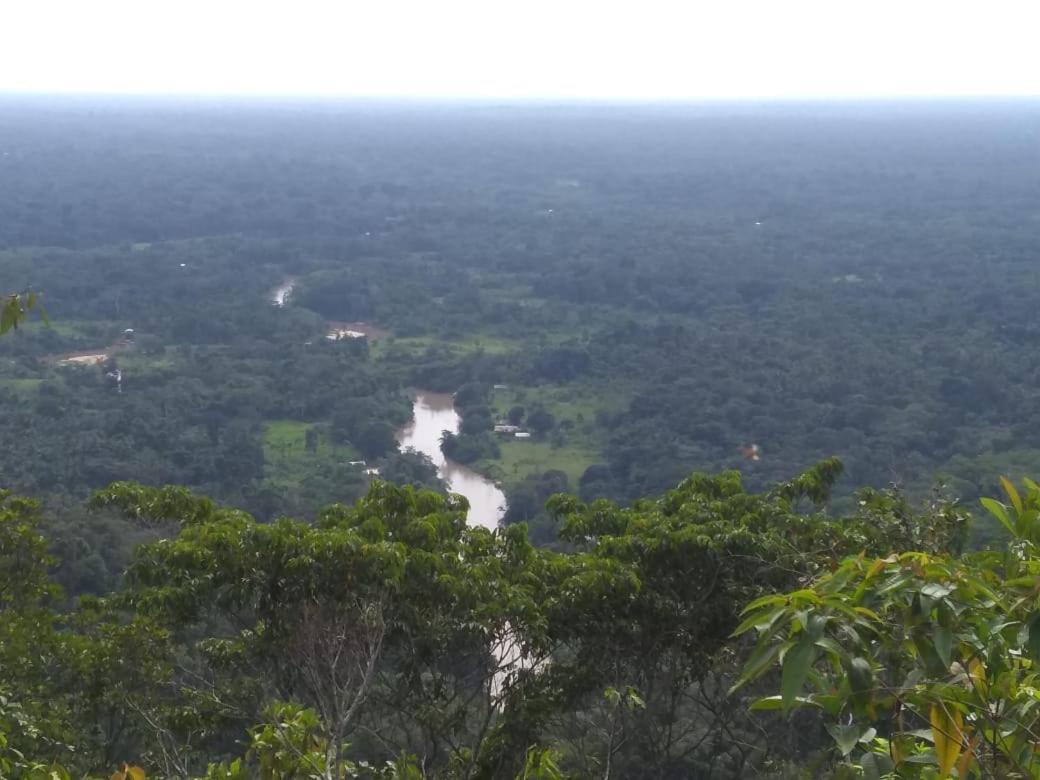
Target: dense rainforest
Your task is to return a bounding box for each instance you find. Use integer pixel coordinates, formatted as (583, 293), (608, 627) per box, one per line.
(3, 97), (1040, 777)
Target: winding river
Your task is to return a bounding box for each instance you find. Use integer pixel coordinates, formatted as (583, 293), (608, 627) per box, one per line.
(266, 281), (503, 528)
(396, 392), (506, 529)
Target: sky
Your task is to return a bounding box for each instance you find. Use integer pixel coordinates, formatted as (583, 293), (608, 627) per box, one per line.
(1, 0), (1038, 100)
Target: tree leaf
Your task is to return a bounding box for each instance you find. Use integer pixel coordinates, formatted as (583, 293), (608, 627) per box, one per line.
(826, 723), (862, 757)
(860, 752), (894, 780)
(749, 695), (819, 711)
(980, 498), (1014, 536)
(847, 656), (872, 687)
(0, 302), (16, 335)
(930, 704), (963, 779)
(781, 636), (814, 710)
(1026, 614), (1040, 662)
(814, 636), (842, 655)
(934, 626), (953, 668)
(731, 606), (782, 637)
(1001, 476), (1023, 516)
(729, 641), (781, 693)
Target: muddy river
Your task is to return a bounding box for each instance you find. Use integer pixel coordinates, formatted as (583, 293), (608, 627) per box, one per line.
(396, 392), (506, 530)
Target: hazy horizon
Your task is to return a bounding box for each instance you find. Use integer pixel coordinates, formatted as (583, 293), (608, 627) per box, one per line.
(3, 91), (1040, 109)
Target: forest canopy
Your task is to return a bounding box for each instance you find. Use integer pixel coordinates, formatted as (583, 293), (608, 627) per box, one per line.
(0, 462), (983, 778)
(2, 97), (1040, 776)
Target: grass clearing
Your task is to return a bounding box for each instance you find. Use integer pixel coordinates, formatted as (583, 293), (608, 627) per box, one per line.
(21, 319), (95, 338)
(0, 378), (42, 396)
(264, 419), (359, 461)
(373, 331), (526, 360)
(119, 352), (179, 373)
(489, 383), (628, 426)
(476, 439), (600, 488)
(476, 383), (628, 489)
(263, 420), (361, 482)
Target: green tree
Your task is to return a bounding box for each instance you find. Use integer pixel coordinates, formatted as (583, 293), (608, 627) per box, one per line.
(735, 476), (1040, 778)
(526, 409), (555, 437)
(91, 481), (552, 778)
(515, 461), (968, 778)
(355, 421), (397, 459)
(0, 292), (46, 334)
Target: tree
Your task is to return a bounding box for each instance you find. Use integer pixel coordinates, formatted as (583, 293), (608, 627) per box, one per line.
(356, 421), (397, 460)
(0, 292), (46, 334)
(526, 409), (555, 437)
(734, 477), (1035, 778)
(91, 481), (550, 778)
(376, 451), (443, 491)
(305, 427), (319, 454)
(453, 382), (488, 410)
(461, 405), (493, 436)
(0, 492), (55, 609)
(525, 460), (968, 778)
(0, 490), (169, 777)
(198, 702), (423, 780)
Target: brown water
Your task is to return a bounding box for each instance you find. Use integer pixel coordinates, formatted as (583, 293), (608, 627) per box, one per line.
(397, 393), (524, 693)
(396, 392), (506, 530)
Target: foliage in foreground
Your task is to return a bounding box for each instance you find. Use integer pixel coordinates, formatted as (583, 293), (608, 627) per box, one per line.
(0, 460), (980, 778)
(0, 291), (46, 334)
(738, 476), (1040, 778)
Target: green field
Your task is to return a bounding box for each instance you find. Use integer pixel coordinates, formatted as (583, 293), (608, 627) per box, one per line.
(372, 331), (527, 360)
(474, 384), (627, 488)
(475, 384), (628, 488)
(21, 319), (96, 338)
(0, 378), (42, 396)
(262, 420), (361, 482)
(476, 439), (600, 487)
(119, 352), (179, 374)
(489, 383), (628, 426)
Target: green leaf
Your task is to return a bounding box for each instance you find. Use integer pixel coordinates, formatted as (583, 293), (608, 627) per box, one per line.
(1001, 476), (1024, 516)
(847, 656), (872, 695)
(781, 636), (814, 710)
(0, 302), (16, 334)
(731, 606), (782, 637)
(730, 641), (782, 692)
(749, 695), (820, 711)
(742, 593), (789, 613)
(1026, 614), (1040, 662)
(980, 498), (1014, 536)
(921, 583), (953, 600)
(934, 626), (953, 668)
(814, 636), (843, 655)
(912, 632), (947, 677)
(826, 723), (862, 757)
(860, 752), (894, 780)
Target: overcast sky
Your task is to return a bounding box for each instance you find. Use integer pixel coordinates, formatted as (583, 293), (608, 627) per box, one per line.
(1, 0), (1038, 100)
